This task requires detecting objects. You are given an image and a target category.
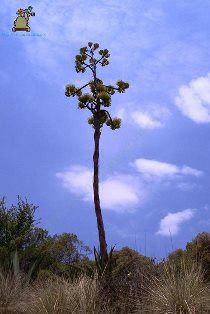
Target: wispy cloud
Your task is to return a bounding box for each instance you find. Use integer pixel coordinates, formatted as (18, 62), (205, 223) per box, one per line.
(176, 182), (198, 191)
(0, 0), (171, 86)
(157, 209), (194, 236)
(56, 159), (202, 214)
(142, 8), (164, 22)
(0, 0), (138, 81)
(115, 104), (171, 129)
(203, 205), (209, 211)
(130, 158), (203, 180)
(56, 165), (93, 201)
(130, 105), (171, 129)
(109, 223), (138, 239)
(175, 73), (210, 123)
(56, 165), (146, 213)
(181, 166), (203, 177)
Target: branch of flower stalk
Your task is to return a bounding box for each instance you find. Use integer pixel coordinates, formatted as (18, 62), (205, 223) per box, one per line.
(82, 63), (91, 70)
(74, 83), (90, 95)
(83, 62), (94, 74)
(83, 51), (92, 58)
(104, 85), (120, 91)
(103, 110), (114, 126)
(95, 56), (104, 65)
(86, 101), (96, 113)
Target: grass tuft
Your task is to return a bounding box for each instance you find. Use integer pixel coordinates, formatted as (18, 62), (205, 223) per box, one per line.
(23, 273), (109, 313)
(0, 271), (28, 313)
(142, 262), (210, 313)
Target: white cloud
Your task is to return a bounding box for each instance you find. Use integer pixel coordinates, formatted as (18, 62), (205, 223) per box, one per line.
(115, 105), (171, 129)
(181, 166), (203, 177)
(157, 209), (194, 236)
(100, 175), (140, 212)
(56, 159), (202, 214)
(56, 165), (93, 201)
(132, 159), (178, 177)
(131, 112), (163, 129)
(130, 158), (203, 179)
(175, 73), (210, 123)
(56, 165), (145, 213)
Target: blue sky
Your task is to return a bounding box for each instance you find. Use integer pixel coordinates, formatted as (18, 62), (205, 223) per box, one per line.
(1, 0), (210, 260)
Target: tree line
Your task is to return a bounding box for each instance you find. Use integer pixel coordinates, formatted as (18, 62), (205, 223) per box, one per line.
(0, 196), (210, 284)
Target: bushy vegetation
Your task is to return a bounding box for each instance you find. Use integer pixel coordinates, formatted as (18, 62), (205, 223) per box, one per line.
(0, 196), (92, 281)
(1, 197), (210, 313)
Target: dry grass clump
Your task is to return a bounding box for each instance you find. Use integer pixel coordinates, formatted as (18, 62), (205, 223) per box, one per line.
(141, 262), (210, 313)
(98, 248), (156, 314)
(23, 273), (109, 314)
(0, 271), (28, 313)
(99, 269), (150, 313)
(1, 261), (210, 314)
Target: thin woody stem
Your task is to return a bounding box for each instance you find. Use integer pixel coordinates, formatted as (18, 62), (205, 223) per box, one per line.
(83, 51), (92, 58)
(95, 56), (104, 65)
(83, 62), (94, 74)
(75, 83), (90, 93)
(104, 85), (119, 91)
(103, 109), (114, 124)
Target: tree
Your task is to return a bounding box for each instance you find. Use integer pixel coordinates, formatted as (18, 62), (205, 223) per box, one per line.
(186, 232), (210, 281)
(165, 248), (193, 277)
(0, 196), (38, 251)
(0, 197), (92, 279)
(65, 42), (129, 267)
(164, 233), (210, 282)
(0, 196), (49, 275)
(45, 233), (91, 265)
(40, 232), (92, 277)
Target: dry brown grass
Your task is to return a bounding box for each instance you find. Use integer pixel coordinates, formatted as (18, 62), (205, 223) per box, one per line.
(22, 273), (110, 314)
(0, 271), (28, 313)
(141, 262), (210, 314)
(1, 262), (210, 314)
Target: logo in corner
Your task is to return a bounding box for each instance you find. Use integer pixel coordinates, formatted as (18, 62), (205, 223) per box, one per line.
(12, 6), (35, 32)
